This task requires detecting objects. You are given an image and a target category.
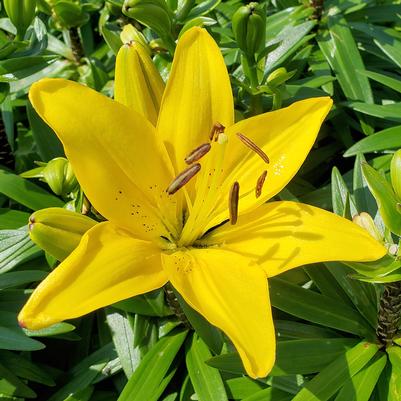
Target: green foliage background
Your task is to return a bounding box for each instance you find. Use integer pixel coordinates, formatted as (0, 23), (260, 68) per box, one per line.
(0, 0), (401, 400)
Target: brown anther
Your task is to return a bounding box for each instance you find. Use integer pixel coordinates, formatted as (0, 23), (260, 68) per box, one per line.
(209, 122), (225, 141)
(166, 163), (201, 195)
(229, 181), (240, 225)
(255, 170), (267, 198)
(184, 143), (211, 164)
(236, 133), (270, 164)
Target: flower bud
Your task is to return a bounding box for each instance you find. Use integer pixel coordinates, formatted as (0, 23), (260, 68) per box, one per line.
(29, 208), (97, 261)
(4, 0), (37, 40)
(42, 158), (78, 196)
(120, 24), (150, 53)
(391, 149), (401, 200)
(115, 34), (165, 125)
(52, 1), (89, 29)
(352, 212), (383, 242)
(122, 0), (173, 43)
(232, 2), (266, 57)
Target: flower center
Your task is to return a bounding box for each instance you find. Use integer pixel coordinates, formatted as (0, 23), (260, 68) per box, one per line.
(165, 123), (269, 247)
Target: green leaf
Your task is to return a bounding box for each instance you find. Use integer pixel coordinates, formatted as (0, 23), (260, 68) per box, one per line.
(0, 350), (55, 386)
(358, 70), (401, 94)
(0, 324), (45, 351)
(118, 330), (187, 401)
(269, 278), (372, 337)
(0, 170), (63, 210)
(387, 346), (401, 400)
(23, 322), (75, 337)
(275, 320), (338, 340)
(241, 387), (292, 401)
(64, 386), (94, 401)
(0, 270), (46, 290)
(351, 23), (401, 68)
(344, 125), (401, 156)
(27, 102), (64, 162)
(0, 227), (41, 273)
(0, 361), (36, 398)
(225, 377), (267, 400)
(331, 167), (357, 217)
(291, 340), (379, 401)
(334, 353), (386, 401)
(0, 209), (30, 229)
(361, 162), (401, 235)
(347, 102), (401, 123)
(185, 334), (228, 401)
(105, 308), (139, 378)
(317, 16), (373, 103)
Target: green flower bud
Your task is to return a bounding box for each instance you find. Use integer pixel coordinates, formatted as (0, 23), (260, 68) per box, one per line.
(352, 212), (383, 242)
(42, 157), (78, 196)
(391, 149), (401, 200)
(29, 208), (97, 261)
(232, 2), (266, 57)
(4, 0), (37, 40)
(52, 0), (89, 29)
(122, 0), (173, 44)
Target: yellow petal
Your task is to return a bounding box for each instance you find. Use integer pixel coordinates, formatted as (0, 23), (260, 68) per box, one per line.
(115, 42), (165, 125)
(29, 78), (178, 240)
(201, 201), (387, 277)
(157, 27), (234, 173)
(19, 222), (167, 330)
(162, 248), (275, 378)
(205, 97), (333, 229)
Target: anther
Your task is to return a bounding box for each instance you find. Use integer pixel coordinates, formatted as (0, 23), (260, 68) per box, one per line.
(209, 122), (225, 141)
(255, 170), (267, 198)
(236, 133), (270, 164)
(229, 181), (240, 225)
(185, 143), (211, 164)
(166, 163), (201, 195)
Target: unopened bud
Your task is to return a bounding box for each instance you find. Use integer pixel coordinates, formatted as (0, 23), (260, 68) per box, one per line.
(232, 2), (266, 57)
(4, 0), (37, 40)
(352, 212), (383, 242)
(29, 208), (96, 261)
(391, 149), (401, 200)
(122, 0), (173, 43)
(115, 38), (164, 125)
(52, 1), (89, 29)
(42, 158), (78, 196)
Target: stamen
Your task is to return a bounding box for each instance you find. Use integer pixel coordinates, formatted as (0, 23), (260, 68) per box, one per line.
(209, 122), (225, 141)
(229, 181), (240, 225)
(236, 133), (270, 164)
(185, 143), (211, 164)
(166, 163), (201, 195)
(255, 170), (267, 198)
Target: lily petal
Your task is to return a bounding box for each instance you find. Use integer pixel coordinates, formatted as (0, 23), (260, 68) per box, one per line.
(157, 27), (234, 173)
(201, 201), (387, 277)
(162, 248), (275, 378)
(115, 42), (165, 125)
(18, 222), (167, 330)
(206, 97), (333, 229)
(29, 78), (177, 240)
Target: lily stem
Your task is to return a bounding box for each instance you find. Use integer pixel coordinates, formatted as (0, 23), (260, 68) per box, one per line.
(377, 281), (401, 346)
(69, 27), (84, 63)
(164, 282), (191, 329)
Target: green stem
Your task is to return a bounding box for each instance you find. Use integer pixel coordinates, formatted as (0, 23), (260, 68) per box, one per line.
(377, 281), (401, 346)
(69, 27), (84, 63)
(241, 54), (263, 115)
(164, 282), (191, 329)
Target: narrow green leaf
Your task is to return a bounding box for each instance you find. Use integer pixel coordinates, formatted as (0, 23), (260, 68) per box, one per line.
(347, 102), (401, 123)
(242, 387), (292, 401)
(118, 330), (187, 401)
(0, 361), (36, 398)
(225, 377), (267, 400)
(269, 278), (372, 337)
(334, 353), (386, 401)
(23, 322), (75, 337)
(186, 334), (228, 401)
(344, 126), (401, 156)
(331, 167), (357, 217)
(106, 308), (139, 378)
(0, 270), (46, 290)
(361, 162), (401, 236)
(387, 346), (401, 400)
(291, 340), (379, 401)
(358, 70), (401, 94)
(0, 209), (29, 230)
(0, 170), (63, 210)
(318, 16), (373, 103)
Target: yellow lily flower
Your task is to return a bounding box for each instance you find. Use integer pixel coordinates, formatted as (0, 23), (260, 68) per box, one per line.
(19, 27), (386, 379)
